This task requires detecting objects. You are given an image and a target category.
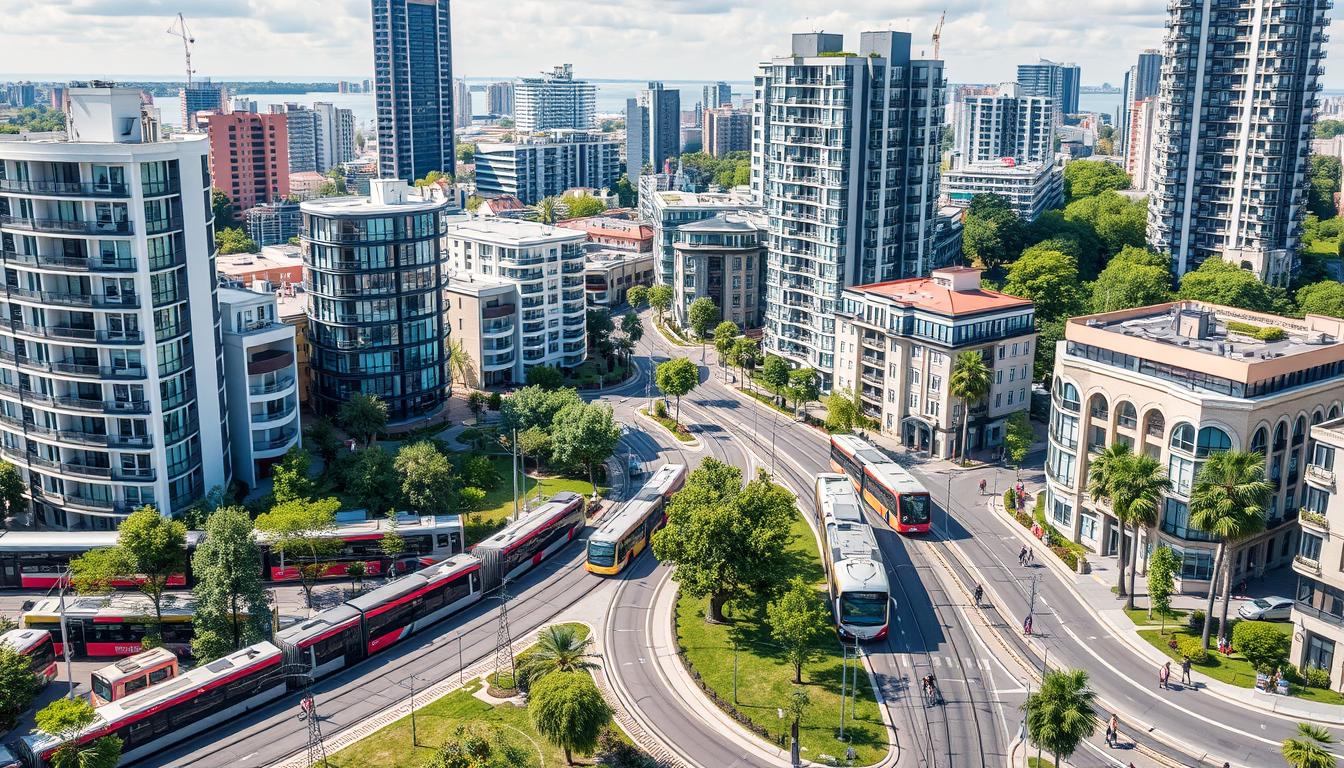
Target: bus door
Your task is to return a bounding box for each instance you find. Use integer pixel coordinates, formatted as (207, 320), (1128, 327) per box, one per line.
(0, 555), (17, 588)
(345, 622), (367, 665)
(68, 620), (87, 657)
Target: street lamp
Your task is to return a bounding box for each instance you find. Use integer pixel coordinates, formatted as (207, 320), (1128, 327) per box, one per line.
(398, 672), (430, 747)
(58, 566), (74, 699)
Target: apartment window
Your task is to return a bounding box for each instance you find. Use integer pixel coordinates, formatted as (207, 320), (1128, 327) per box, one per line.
(1313, 444), (1335, 471)
(1009, 367), (1016, 383)
(910, 370), (921, 387)
(998, 346), (1006, 360)
(1047, 444), (1076, 486)
(1012, 342), (1020, 357)
(908, 393), (918, 409)
(995, 393), (1002, 408)
(928, 374), (941, 391)
(1168, 455), (1196, 496)
(1079, 511), (1098, 541)
(996, 370), (1003, 385)
(1007, 390), (1014, 406)
(1300, 532), (1324, 563)
(911, 345), (922, 359)
(925, 399), (940, 417)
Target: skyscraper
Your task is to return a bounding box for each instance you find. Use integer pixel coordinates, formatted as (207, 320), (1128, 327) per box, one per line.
(486, 81), (515, 116)
(314, 102), (356, 171)
(0, 85), (231, 527)
(1017, 59), (1080, 123)
(1119, 50), (1162, 159)
(179, 78), (224, 130)
(514, 64), (596, 132)
(955, 83), (1054, 166)
(626, 82), (681, 180)
(373, 0), (455, 183)
(702, 107), (751, 158)
(753, 31), (945, 379)
(270, 103), (318, 174)
(1147, 0), (1329, 284)
(453, 78), (472, 129)
(703, 81), (732, 110)
(204, 112), (291, 220)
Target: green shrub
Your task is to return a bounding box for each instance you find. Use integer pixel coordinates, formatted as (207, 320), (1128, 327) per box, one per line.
(1303, 666), (1332, 689)
(1232, 621), (1290, 673)
(653, 399), (668, 419)
(487, 391), (503, 410)
(1175, 635), (1208, 664)
(1051, 545), (1078, 570)
(1004, 489), (1016, 512)
(1226, 320), (1287, 342)
(1187, 609), (1224, 637)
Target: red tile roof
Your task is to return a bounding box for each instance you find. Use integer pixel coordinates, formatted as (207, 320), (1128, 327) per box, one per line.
(852, 277), (1032, 316)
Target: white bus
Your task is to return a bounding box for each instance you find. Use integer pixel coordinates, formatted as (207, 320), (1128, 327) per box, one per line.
(813, 473), (890, 641)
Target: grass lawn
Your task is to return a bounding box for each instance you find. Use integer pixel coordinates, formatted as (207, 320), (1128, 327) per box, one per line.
(465, 455), (604, 545)
(1026, 758), (1057, 768)
(674, 513), (886, 765)
(641, 409), (696, 443)
(1137, 625), (1344, 705)
(655, 320), (694, 347)
(1122, 606), (1188, 627)
(327, 625), (606, 767)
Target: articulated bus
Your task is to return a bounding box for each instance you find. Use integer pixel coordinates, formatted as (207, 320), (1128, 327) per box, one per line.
(0, 628), (58, 687)
(587, 463), (687, 575)
(829, 435), (932, 534)
(813, 474), (890, 641)
(20, 594), (209, 658)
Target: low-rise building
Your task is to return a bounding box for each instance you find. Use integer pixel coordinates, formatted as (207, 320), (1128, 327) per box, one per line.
(219, 287), (302, 489)
(671, 213), (767, 330)
(1292, 416), (1344, 687)
(942, 160), (1063, 221)
(243, 201), (302, 247)
(932, 207), (966, 271)
(217, 245), (305, 290)
(443, 218), (588, 383)
(474, 131), (620, 205)
(643, 187), (761, 288)
(834, 267), (1036, 460)
(445, 276), (518, 388)
(585, 249), (655, 308)
(275, 287), (310, 408)
(556, 216), (653, 252)
(288, 171), (327, 200)
(1046, 302), (1344, 592)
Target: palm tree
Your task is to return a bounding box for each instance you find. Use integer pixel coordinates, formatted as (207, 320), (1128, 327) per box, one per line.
(447, 339), (475, 388)
(1282, 722), (1336, 768)
(515, 624), (596, 693)
(1189, 450), (1272, 649)
(1118, 454), (1171, 612)
(1022, 668), (1097, 768)
(949, 351), (992, 464)
(1087, 443), (1135, 599)
(535, 196), (561, 225)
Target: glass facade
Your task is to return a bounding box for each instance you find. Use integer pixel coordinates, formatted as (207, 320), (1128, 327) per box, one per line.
(373, 0), (455, 183)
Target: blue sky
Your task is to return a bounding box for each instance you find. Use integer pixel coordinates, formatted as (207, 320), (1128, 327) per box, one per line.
(2, 1), (1338, 89)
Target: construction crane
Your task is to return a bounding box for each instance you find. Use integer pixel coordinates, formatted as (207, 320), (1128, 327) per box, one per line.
(167, 12), (195, 88)
(931, 11), (946, 59)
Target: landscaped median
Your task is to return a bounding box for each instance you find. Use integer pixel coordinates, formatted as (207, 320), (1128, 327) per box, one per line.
(671, 511), (885, 766)
(639, 405), (697, 444)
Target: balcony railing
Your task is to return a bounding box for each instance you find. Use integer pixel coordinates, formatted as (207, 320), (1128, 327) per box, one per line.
(1295, 554), (1323, 575)
(249, 377), (295, 396)
(253, 430), (298, 451)
(1300, 510), (1330, 531)
(1307, 464), (1336, 488)
(3, 286), (138, 309)
(0, 250), (137, 272)
(0, 215), (133, 236)
(0, 179), (132, 197)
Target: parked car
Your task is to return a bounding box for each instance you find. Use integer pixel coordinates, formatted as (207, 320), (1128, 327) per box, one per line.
(1237, 596), (1294, 621)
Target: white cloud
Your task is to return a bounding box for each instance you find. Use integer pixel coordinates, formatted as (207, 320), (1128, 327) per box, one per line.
(0, 0), (1338, 91)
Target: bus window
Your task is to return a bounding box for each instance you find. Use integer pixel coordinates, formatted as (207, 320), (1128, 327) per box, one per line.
(899, 494), (931, 525)
(840, 592), (888, 627)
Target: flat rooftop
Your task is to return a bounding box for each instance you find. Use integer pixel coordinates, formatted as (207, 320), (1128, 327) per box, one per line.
(446, 274), (514, 296)
(445, 217), (588, 246)
(585, 249), (653, 269)
(652, 189), (759, 210)
(217, 245), (303, 276)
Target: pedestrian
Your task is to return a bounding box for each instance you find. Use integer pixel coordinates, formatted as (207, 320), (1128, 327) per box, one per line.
(1181, 655), (1192, 685)
(1026, 549), (1035, 566)
(979, 478), (987, 495)
(973, 583), (984, 606)
(1106, 713), (1119, 747)
(1159, 661), (1171, 689)
(1018, 545), (1028, 566)
(1023, 615), (1033, 636)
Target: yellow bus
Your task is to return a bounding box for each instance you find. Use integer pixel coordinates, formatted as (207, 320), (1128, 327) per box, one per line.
(586, 463), (687, 575)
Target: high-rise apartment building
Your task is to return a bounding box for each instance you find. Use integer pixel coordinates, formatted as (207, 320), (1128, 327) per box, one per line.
(1291, 417), (1344, 686)
(1119, 49), (1162, 159)
(301, 179), (453, 422)
(1147, 0), (1328, 285)
(514, 64), (596, 133)
(626, 82), (681, 180)
(486, 81), (515, 117)
(1125, 97), (1159, 192)
(373, 0), (455, 184)
(702, 107), (751, 158)
(270, 104), (318, 175)
(454, 79), (472, 129)
(179, 78), (224, 131)
(474, 131), (620, 205)
(314, 102), (356, 172)
(205, 112), (290, 223)
(703, 81), (732, 110)
(753, 31), (945, 378)
(0, 85), (231, 528)
(1017, 59), (1080, 123)
(954, 83), (1054, 166)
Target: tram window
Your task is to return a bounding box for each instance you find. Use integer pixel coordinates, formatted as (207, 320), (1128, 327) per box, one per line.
(126, 676), (148, 694)
(149, 667), (172, 684)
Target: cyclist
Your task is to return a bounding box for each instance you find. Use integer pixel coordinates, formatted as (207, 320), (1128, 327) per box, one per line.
(973, 583), (984, 606)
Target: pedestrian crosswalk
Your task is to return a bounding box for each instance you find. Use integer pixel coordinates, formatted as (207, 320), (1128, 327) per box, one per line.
(891, 654), (994, 671)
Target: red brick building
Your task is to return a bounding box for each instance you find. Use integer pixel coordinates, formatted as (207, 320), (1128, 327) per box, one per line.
(555, 215), (653, 252)
(205, 112), (290, 222)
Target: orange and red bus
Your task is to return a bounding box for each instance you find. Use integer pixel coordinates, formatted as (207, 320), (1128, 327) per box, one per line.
(90, 646), (179, 704)
(0, 628), (58, 686)
(829, 434), (932, 534)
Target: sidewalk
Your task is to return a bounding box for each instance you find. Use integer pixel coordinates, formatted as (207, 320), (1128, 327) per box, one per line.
(988, 494), (1344, 725)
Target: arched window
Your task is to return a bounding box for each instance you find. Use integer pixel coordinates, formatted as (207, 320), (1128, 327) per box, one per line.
(1274, 422), (1289, 451)
(1170, 423), (1196, 453)
(1196, 426), (1232, 458)
(1061, 383), (1080, 413)
(1250, 427), (1268, 455)
(1089, 394), (1109, 420)
(1331, 405), (1341, 420)
(1293, 416), (1307, 445)
(1313, 409), (1325, 426)
(1116, 401), (1137, 429)
(1145, 411), (1166, 439)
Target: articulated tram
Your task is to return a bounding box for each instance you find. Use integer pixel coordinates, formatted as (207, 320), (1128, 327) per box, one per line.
(813, 474), (890, 641)
(586, 463), (687, 575)
(20, 593), (207, 658)
(17, 493), (587, 768)
(829, 434), (932, 534)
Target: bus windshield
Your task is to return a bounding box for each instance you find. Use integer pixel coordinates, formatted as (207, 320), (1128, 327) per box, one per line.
(899, 493), (931, 525)
(587, 541), (616, 568)
(92, 674), (113, 704)
(840, 592), (888, 627)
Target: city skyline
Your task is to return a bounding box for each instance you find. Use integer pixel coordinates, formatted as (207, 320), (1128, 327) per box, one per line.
(7, 0), (1344, 89)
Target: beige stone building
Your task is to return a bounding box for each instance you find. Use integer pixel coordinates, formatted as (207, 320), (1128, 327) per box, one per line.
(1291, 417), (1344, 686)
(445, 276), (517, 389)
(834, 267), (1036, 460)
(1045, 302), (1344, 592)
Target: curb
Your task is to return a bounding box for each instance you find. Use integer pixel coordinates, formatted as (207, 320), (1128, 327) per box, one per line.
(635, 409), (705, 452)
(986, 498), (1344, 726)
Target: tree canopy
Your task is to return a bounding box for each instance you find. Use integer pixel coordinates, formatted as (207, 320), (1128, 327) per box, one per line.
(348, 446), (402, 515)
(528, 671), (612, 765)
(655, 358), (699, 424)
(962, 193), (1026, 271)
(549, 402), (621, 495)
(687, 297), (719, 340)
(0, 644), (39, 731)
(502, 386), (582, 433)
(767, 576), (830, 684)
(564, 193), (607, 218)
(71, 506), (187, 631)
(190, 507), (269, 660)
(1177, 258), (1284, 313)
(338, 393), (388, 447)
(1001, 247), (1087, 323)
(1062, 160), (1130, 201)
(216, 227), (257, 255)
(1309, 155), (1341, 220)
(255, 496), (343, 607)
(1090, 246), (1173, 313)
(396, 441), (458, 515)
(1297, 280), (1344, 318)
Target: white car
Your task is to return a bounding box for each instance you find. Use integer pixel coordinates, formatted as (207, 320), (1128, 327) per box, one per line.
(1237, 596), (1294, 622)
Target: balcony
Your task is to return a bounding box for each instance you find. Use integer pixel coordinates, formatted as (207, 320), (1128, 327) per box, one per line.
(0, 319), (143, 345)
(0, 249), (136, 273)
(0, 216), (133, 236)
(144, 218), (184, 236)
(3, 286), (138, 309)
(31, 487), (127, 515)
(1300, 510), (1330, 533)
(253, 429), (299, 453)
(0, 179), (130, 198)
(247, 348), (294, 375)
(250, 402), (297, 426)
(1295, 554), (1323, 576)
(249, 376), (296, 397)
(1307, 464), (1335, 488)
(482, 303), (516, 320)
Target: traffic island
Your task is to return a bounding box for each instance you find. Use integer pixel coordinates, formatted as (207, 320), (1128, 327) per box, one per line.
(638, 407), (699, 445)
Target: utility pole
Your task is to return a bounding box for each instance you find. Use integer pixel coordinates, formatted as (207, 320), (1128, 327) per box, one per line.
(511, 428), (520, 523)
(398, 672), (429, 747)
(838, 641), (848, 740)
(493, 580), (515, 688)
(58, 567), (73, 699)
(1026, 573), (1039, 636)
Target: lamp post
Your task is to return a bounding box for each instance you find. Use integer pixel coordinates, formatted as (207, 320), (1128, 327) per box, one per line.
(59, 566), (74, 699)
